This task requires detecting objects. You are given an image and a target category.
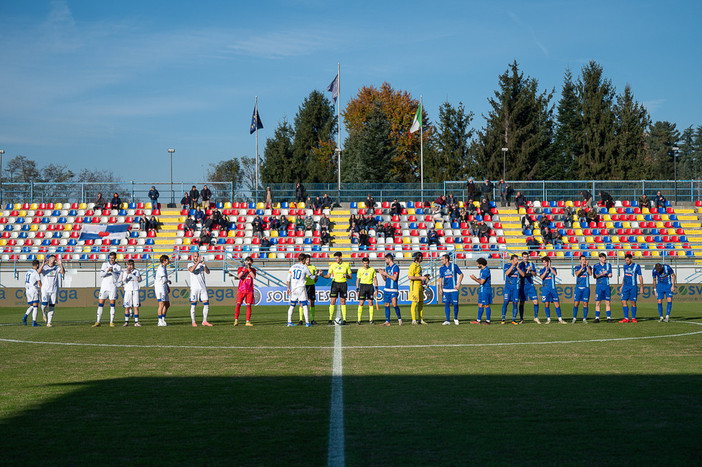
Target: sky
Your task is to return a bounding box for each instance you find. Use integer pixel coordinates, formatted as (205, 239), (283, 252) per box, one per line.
(0, 0), (700, 184)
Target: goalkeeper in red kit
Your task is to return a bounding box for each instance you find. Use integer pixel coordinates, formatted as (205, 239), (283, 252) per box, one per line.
(234, 257), (256, 326)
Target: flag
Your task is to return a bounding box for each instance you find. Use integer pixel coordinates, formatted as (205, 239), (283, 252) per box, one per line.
(79, 224), (129, 241)
(250, 103), (263, 134)
(327, 74), (339, 105)
(409, 102), (422, 135)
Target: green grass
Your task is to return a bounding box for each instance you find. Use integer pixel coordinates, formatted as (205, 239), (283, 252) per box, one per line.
(1, 303), (701, 466)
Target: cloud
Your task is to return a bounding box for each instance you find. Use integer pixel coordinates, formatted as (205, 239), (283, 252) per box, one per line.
(507, 11), (549, 56)
(643, 99), (666, 114)
(225, 30), (334, 59)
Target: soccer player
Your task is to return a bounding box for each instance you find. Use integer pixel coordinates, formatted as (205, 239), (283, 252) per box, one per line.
(620, 253), (644, 323)
(518, 252), (539, 324)
(93, 252), (122, 327)
(572, 256), (592, 324)
(155, 254), (171, 326)
(378, 253), (402, 326)
(592, 252), (613, 323)
(408, 251), (429, 325)
(324, 252), (352, 325)
(302, 255), (318, 325)
(188, 252), (212, 327)
(121, 259), (142, 327)
(652, 263), (676, 322)
(502, 254), (520, 325)
(286, 253), (314, 327)
(22, 260), (42, 327)
(235, 256), (256, 326)
(39, 254), (65, 328)
(356, 257), (378, 324)
(469, 257), (492, 324)
(438, 253), (463, 325)
(539, 256), (566, 324)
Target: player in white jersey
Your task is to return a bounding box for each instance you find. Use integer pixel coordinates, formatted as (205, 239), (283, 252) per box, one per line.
(188, 252), (212, 327)
(121, 259), (142, 327)
(155, 255), (171, 326)
(39, 254), (65, 327)
(22, 260), (42, 327)
(286, 253), (315, 327)
(93, 252), (122, 327)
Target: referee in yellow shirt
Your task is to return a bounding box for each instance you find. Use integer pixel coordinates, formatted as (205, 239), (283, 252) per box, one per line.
(324, 251), (352, 325)
(408, 251), (429, 324)
(356, 257), (378, 324)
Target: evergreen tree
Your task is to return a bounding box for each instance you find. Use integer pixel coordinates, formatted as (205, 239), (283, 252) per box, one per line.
(291, 90), (337, 183)
(645, 121), (680, 180)
(260, 120), (295, 183)
(477, 61), (554, 181)
(341, 102), (396, 183)
(426, 101), (474, 182)
(554, 68), (581, 178)
(613, 84), (650, 179)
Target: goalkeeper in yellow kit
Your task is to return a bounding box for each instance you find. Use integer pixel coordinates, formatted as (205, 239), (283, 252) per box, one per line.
(408, 251), (429, 325)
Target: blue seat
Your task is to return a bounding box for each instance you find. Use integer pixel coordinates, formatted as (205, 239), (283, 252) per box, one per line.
(640, 243), (649, 250)
(128, 202), (136, 209)
(580, 222), (588, 229)
(543, 208), (551, 215)
(58, 217), (67, 224)
(42, 239), (51, 246)
(5, 203), (12, 210)
(141, 254), (151, 260)
(614, 222), (623, 229)
(119, 209), (127, 216)
(57, 246), (66, 253)
(350, 237), (357, 244)
(279, 230), (287, 237)
(248, 202), (255, 209)
(68, 239), (77, 246)
(91, 246), (100, 253)
(654, 236), (662, 242)
(665, 201), (671, 207)
(680, 235), (688, 242)
(243, 245), (251, 252)
(21, 224), (30, 231)
(129, 231), (138, 238)
(111, 239), (120, 245)
(454, 237), (463, 244)
(605, 243), (613, 250)
(564, 251), (572, 257)
(632, 200), (639, 207)
(419, 238), (427, 244)
(580, 243), (588, 250)
(472, 244), (480, 251)
(603, 236), (611, 243)
(69, 209), (77, 216)
(216, 202), (224, 209)
(475, 215), (483, 222)
(524, 229), (532, 236)
(406, 201), (414, 208)
(270, 238), (278, 245)
(259, 252), (268, 259)
(217, 238), (226, 244)
(53, 232), (62, 238)
(686, 251), (694, 256)
(4, 225), (12, 231)
(303, 238), (312, 244)
(42, 217), (50, 224)
(84, 217), (92, 223)
(644, 214), (653, 221)
(559, 229), (567, 235)
(28, 254), (37, 260)
(625, 208), (633, 214)
(281, 201), (289, 209)
(451, 222), (459, 229)
(409, 222), (418, 229)
(145, 239), (154, 245)
(19, 231), (27, 238)
(16, 217), (25, 224)
(80, 254), (89, 260)
(256, 209), (264, 215)
(359, 245), (367, 251)
(600, 207), (608, 214)
(312, 245), (321, 252)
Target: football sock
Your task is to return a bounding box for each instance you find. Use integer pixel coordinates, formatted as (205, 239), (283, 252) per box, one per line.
(357, 305), (363, 322)
(109, 305), (115, 323)
(124, 311), (129, 322)
(631, 306), (636, 319)
(595, 309), (601, 318)
(25, 306), (32, 317)
(299, 307), (304, 321)
(512, 302), (518, 321)
(32, 306), (38, 322)
(573, 305), (578, 319)
(190, 304), (197, 323)
(369, 306), (374, 322)
(666, 301), (672, 316)
(418, 303), (423, 320)
(445, 303), (451, 321)
(410, 302), (417, 321)
(555, 306), (562, 319)
(246, 304), (252, 321)
(394, 306), (401, 320)
(485, 306), (491, 322)
(453, 304), (459, 320)
(302, 305), (309, 323)
(583, 306), (588, 319)
(385, 305), (391, 322)
(477, 307), (483, 321)
(534, 304), (539, 318)
(341, 305), (347, 321)
(657, 303), (663, 317)
(605, 309), (611, 319)
(622, 306), (629, 319)
(96, 304), (103, 323)
(47, 306), (54, 325)
(235, 303), (241, 320)
(545, 306), (550, 319)
(518, 302), (524, 319)
(309, 305), (315, 321)
(501, 302), (508, 321)
(203, 304), (209, 322)
(287, 305), (294, 323)
(329, 304), (335, 320)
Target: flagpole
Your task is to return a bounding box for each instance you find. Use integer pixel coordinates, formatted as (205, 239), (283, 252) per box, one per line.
(255, 96), (259, 204)
(336, 62), (341, 207)
(420, 95), (424, 206)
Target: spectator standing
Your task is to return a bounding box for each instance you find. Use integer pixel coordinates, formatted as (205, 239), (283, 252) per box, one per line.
(498, 179), (507, 207)
(581, 190), (594, 209)
(365, 193), (376, 210)
(265, 186), (274, 207)
(188, 186), (199, 210)
(148, 186), (160, 206)
(481, 179), (493, 202)
(200, 185), (212, 208)
(599, 191), (614, 209)
(295, 182), (306, 203)
(466, 178), (476, 202)
(321, 193), (333, 209)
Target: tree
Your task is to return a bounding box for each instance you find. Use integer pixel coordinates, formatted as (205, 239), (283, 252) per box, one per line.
(343, 82), (431, 182)
(6, 155), (40, 183)
(677, 126), (702, 180)
(291, 90), (337, 183)
(342, 101), (396, 183)
(75, 168), (122, 202)
(553, 68), (581, 179)
(38, 164), (75, 201)
(260, 120), (295, 183)
(574, 61), (617, 179)
(645, 121), (680, 180)
(425, 101), (475, 182)
(208, 158), (243, 186)
(476, 61), (554, 181)
(612, 84), (650, 179)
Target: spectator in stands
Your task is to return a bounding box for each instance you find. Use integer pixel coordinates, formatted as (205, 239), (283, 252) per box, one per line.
(515, 191), (527, 209)
(551, 229), (564, 245)
(188, 186), (199, 209)
(348, 223), (358, 242)
(199, 228), (212, 246)
(320, 227), (332, 245)
(581, 190), (594, 208)
(431, 203), (443, 221)
(365, 193), (376, 210)
(265, 186), (274, 207)
(358, 228), (370, 248)
(194, 208), (205, 223)
(269, 215), (281, 231)
(295, 215), (305, 231)
(180, 192), (190, 210)
(95, 193), (106, 209)
(447, 193), (457, 207)
(319, 213), (331, 229)
(252, 216), (264, 236)
(465, 199), (477, 215)
(304, 215), (314, 231)
(526, 235), (541, 250)
(306, 196), (313, 208)
(260, 237), (271, 252)
(481, 179), (493, 201)
(480, 198), (491, 217)
(586, 208), (599, 223)
(279, 216), (290, 233)
(295, 182), (306, 203)
(184, 215), (196, 232)
(434, 194), (447, 208)
(639, 193), (651, 209)
(521, 215), (531, 234)
(111, 193), (122, 209)
(213, 209), (228, 232)
(139, 216), (147, 231)
(448, 204), (460, 222)
(147, 215), (161, 232)
(466, 178), (476, 202)
(388, 199), (401, 216)
(599, 191), (614, 209)
(200, 185), (212, 208)
(564, 206), (575, 228)
(476, 221), (490, 239)
(148, 186), (159, 205)
(655, 191), (667, 210)
(458, 207), (470, 224)
(322, 193), (333, 209)
(538, 216), (550, 236)
(385, 223), (396, 238)
(349, 214), (358, 230)
(498, 179), (507, 207)
(543, 227), (553, 245)
(313, 196), (323, 210)
(427, 226), (441, 246)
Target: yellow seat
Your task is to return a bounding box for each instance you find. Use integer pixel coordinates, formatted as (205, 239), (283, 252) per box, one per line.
(652, 251), (660, 257)
(455, 244), (464, 251)
(622, 222), (631, 229)
(30, 203), (38, 210)
(224, 202), (232, 209)
(612, 236), (620, 243)
(256, 202), (264, 210)
(603, 215), (611, 222)
(403, 237), (411, 244)
(30, 225), (38, 231)
(637, 235), (645, 243)
(37, 254), (45, 261)
(14, 203), (21, 210)
(117, 254), (125, 261)
(64, 224), (72, 231)
(228, 230), (236, 237)
(636, 214), (645, 221)
(606, 222), (614, 229)
(183, 238), (191, 245)
(408, 208), (416, 215)
(634, 251), (643, 257)
(617, 251), (626, 257)
(661, 214), (669, 221)
(79, 203), (87, 210)
(270, 230), (278, 238)
(179, 216), (185, 222)
(575, 229), (583, 236)
(358, 202), (365, 209)
(55, 203), (63, 209)
(586, 236), (594, 243)
(565, 200), (574, 207)
(518, 207), (526, 215)
(642, 208), (650, 214)
(0, 239), (5, 246)
(19, 210), (27, 217)
(435, 222), (443, 229)
(656, 221), (664, 228)
(458, 201), (464, 208)
(545, 244), (554, 250)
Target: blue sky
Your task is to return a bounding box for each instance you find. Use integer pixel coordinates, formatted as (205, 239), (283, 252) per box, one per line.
(0, 0), (700, 183)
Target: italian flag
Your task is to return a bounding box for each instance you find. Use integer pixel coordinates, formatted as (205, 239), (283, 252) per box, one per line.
(409, 103), (422, 136)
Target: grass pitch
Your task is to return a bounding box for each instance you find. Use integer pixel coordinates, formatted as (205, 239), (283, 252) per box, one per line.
(1, 302), (701, 466)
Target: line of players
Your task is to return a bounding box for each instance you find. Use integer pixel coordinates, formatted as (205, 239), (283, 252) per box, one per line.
(21, 250), (677, 327)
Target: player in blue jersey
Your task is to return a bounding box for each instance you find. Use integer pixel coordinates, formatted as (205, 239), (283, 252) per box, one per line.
(378, 253), (402, 325)
(501, 254), (520, 325)
(438, 254), (464, 325)
(469, 257), (492, 324)
(539, 256), (566, 324)
(619, 253), (644, 323)
(572, 256), (592, 324)
(518, 252), (539, 324)
(652, 263), (676, 322)
(592, 253), (613, 323)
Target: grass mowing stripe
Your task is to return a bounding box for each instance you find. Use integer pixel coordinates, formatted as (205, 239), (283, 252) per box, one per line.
(327, 323), (345, 467)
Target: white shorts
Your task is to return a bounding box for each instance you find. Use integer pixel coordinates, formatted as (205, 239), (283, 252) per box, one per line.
(123, 290), (140, 308)
(155, 286), (169, 302)
(99, 286), (118, 301)
(289, 286), (309, 305)
(25, 288), (40, 303)
(190, 288), (209, 303)
(41, 289), (58, 306)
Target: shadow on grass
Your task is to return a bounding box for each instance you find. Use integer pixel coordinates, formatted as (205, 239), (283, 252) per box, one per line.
(1, 375), (701, 466)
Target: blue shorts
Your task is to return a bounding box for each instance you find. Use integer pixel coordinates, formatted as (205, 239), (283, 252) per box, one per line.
(478, 290), (493, 305)
(621, 287), (638, 302)
(541, 288), (559, 303)
(574, 287), (590, 303)
(442, 291), (458, 305)
(519, 283), (538, 302)
(595, 286), (611, 302)
(383, 290), (398, 303)
(656, 285), (673, 300)
(503, 285), (519, 303)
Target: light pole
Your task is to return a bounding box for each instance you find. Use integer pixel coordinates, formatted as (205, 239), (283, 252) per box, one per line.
(335, 147), (341, 207)
(672, 146), (679, 204)
(168, 148), (175, 207)
(501, 147), (508, 182)
(0, 149), (4, 205)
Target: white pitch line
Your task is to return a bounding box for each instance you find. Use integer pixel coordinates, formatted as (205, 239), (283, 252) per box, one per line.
(327, 323), (345, 467)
